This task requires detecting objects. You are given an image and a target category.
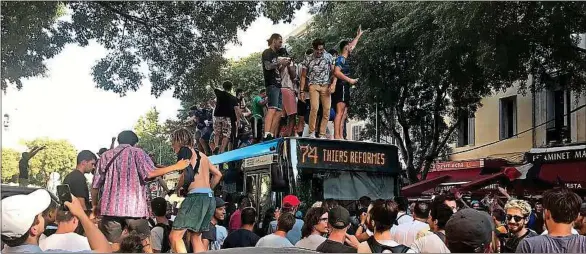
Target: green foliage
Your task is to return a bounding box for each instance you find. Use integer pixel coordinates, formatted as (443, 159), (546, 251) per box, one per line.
(224, 52), (265, 98)
(178, 52), (265, 120)
(134, 107), (176, 166)
(23, 138), (77, 187)
(1, 2), (70, 90)
(289, 2), (586, 182)
(1, 1), (304, 95)
(1, 148), (21, 182)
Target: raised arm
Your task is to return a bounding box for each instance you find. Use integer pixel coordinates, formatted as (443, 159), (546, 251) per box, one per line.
(29, 146), (46, 158)
(348, 25), (364, 52)
(110, 137), (116, 150)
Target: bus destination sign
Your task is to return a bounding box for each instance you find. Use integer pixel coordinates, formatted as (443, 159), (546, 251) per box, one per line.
(295, 139), (400, 174)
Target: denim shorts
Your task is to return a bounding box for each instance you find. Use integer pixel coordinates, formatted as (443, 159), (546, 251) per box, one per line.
(267, 85), (282, 111)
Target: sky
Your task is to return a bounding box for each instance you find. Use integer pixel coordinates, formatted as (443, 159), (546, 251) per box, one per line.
(1, 6), (312, 152)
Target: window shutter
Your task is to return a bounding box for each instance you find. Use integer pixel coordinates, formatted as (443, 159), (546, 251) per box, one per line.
(468, 117), (475, 145)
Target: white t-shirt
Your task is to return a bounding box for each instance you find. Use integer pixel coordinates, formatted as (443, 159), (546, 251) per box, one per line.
(39, 232), (91, 252)
(409, 231), (450, 253)
(390, 220), (430, 246)
(395, 212), (414, 225)
(357, 239), (417, 253)
(295, 234), (327, 250)
(255, 234), (294, 248)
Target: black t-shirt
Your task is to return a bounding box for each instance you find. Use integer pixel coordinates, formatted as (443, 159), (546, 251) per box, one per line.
(214, 89), (239, 119)
(262, 48), (281, 88)
(222, 229), (260, 249)
(316, 239), (357, 253)
(501, 230), (539, 253)
(18, 158), (29, 179)
(63, 170), (92, 209)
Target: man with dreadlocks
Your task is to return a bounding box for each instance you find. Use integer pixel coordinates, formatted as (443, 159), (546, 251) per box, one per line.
(167, 128), (223, 253)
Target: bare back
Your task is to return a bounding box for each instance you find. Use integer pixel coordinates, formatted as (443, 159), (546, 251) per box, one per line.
(186, 147), (218, 190)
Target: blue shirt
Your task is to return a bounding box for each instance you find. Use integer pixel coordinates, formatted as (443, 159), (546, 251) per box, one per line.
(335, 56), (351, 78)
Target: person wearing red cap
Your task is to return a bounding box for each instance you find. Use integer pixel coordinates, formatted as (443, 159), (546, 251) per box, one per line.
(268, 195), (304, 245)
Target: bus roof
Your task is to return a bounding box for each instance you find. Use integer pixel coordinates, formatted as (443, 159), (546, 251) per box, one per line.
(208, 138), (281, 165)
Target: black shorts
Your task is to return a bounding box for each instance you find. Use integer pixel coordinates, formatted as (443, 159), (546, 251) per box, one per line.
(297, 99), (307, 118)
(332, 81), (350, 107)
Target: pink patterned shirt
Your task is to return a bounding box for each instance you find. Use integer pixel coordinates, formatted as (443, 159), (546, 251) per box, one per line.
(92, 144), (155, 218)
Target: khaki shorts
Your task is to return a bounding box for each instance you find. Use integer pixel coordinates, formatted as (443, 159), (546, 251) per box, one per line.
(213, 117), (232, 138)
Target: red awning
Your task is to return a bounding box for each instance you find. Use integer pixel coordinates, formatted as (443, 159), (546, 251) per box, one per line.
(401, 175), (451, 197)
(425, 168), (482, 182)
(538, 161), (586, 190)
(457, 172), (507, 192)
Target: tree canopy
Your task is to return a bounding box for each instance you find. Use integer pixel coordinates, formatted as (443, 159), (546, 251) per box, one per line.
(288, 2), (586, 182)
(1, 148), (21, 182)
(1, 1), (304, 97)
(134, 107), (177, 166)
(23, 138), (77, 187)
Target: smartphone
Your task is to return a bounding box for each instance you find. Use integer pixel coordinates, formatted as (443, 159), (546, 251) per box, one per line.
(57, 184), (73, 211)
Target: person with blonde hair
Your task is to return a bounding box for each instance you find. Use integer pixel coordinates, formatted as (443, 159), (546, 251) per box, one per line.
(501, 199), (538, 253)
(168, 128), (223, 253)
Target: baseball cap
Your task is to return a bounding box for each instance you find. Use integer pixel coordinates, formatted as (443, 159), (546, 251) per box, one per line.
(445, 208), (494, 250)
(580, 202), (586, 215)
(1, 189), (52, 238)
(283, 195), (300, 207)
(329, 206), (351, 229)
(215, 197), (227, 208)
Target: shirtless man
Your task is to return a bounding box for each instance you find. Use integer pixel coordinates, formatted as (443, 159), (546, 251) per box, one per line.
(168, 128), (223, 253)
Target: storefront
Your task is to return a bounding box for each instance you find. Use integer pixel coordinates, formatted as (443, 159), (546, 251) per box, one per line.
(522, 144), (586, 194)
(401, 159), (509, 197)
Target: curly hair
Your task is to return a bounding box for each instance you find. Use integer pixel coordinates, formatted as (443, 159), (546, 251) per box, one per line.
(301, 207), (327, 238)
(504, 199), (532, 217)
(171, 128), (194, 148)
(118, 233), (145, 253)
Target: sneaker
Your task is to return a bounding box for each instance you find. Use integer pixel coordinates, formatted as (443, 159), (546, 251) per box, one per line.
(263, 134), (274, 141)
(308, 133), (316, 139)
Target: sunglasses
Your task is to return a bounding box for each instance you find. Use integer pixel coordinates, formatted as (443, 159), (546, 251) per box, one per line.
(506, 214), (526, 222)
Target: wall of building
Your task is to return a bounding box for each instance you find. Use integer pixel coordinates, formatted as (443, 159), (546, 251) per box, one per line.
(451, 83), (534, 161)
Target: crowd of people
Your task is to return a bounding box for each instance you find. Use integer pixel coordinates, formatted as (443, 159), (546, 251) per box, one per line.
(3, 132), (586, 253)
(184, 28), (366, 159)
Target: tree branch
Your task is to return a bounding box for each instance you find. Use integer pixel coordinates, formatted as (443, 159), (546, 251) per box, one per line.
(95, 2), (190, 51)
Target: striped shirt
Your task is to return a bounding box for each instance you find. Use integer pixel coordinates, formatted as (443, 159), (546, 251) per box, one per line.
(92, 144), (155, 218)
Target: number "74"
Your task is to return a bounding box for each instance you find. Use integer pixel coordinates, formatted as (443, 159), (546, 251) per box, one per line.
(299, 145), (318, 164)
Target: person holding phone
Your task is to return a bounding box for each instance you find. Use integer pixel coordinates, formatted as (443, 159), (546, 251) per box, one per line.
(1, 190), (112, 253)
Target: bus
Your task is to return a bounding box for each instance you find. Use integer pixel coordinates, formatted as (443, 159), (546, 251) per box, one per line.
(209, 137), (401, 232)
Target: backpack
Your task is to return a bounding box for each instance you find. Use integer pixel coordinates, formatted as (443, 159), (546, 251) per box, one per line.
(394, 214), (406, 226)
(366, 237), (411, 253)
(433, 231), (446, 243)
(154, 222), (173, 253)
(181, 148), (202, 194)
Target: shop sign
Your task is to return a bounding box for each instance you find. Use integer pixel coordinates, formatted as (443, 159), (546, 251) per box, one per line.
(528, 148), (586, 163)
(431, 160), (484, 172)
